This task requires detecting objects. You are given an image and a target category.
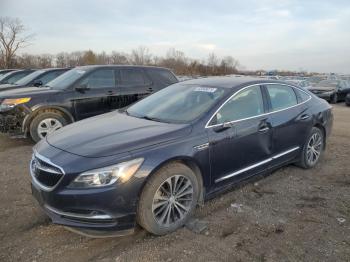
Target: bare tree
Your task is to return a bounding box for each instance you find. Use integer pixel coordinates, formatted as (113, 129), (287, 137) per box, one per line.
(0, 17), (34, 68)
(207, 52), (219, 74)
(110, 51), (129, 64)
(130, 46), (151, 65)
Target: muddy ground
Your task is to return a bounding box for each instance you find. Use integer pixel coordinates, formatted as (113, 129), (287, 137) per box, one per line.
(0, 104), (349, 262)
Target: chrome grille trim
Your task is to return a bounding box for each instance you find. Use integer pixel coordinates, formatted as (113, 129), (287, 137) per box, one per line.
(30, 151), (65, 191)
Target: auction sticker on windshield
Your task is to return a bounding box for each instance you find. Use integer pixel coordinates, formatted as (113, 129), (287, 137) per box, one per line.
(194, 87), (217, 93)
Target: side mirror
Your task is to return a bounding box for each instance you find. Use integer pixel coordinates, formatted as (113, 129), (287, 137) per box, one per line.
(33, 79), (43, 87)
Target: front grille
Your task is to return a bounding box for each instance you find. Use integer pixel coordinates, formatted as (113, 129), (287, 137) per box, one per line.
(31, 154), (64, 189)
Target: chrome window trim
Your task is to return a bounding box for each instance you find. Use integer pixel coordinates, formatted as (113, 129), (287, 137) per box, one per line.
(215, 146), (300, 183)
(205, 83), (312, 128)
(30, 150), (65, 192)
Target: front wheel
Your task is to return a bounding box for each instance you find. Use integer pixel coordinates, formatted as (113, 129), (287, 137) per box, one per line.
(137, 163), (199, 235)
(29, 111), (68, 142)
(297, 127), (324, 169)
(330, 93), (338, 104)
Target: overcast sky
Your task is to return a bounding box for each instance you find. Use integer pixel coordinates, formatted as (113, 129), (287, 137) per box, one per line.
(2, 0), (350, 73)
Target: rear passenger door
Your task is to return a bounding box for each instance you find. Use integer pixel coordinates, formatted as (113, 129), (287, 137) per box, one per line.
(73, 69), (117, 120)
(208, 85), (273, 186)
(264, 84), (313, 166)
(114, 68), (153, 109)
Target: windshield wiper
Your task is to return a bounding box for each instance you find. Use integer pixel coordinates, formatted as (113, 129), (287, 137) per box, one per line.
(140, 115), (173, 123)
(141, 115), (163, 122)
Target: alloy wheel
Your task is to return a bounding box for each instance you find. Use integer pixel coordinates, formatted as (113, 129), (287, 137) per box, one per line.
(306, 132), (323, 166)
(37, 118), (63, 139)
(152, 175), (194, 227)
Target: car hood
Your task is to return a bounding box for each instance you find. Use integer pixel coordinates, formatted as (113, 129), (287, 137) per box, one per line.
(0, 86), (60, 98)
(308, 86), (336, 92)
(47, 112), (192, 158)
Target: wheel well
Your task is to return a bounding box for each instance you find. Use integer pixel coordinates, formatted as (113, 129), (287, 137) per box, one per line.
(140, 158), (205, 206)
(24, 107), (73, 133)
(314, 123), (326, 149)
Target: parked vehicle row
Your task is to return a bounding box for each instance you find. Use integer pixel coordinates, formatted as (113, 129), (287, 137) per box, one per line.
(29, 76), (333, 237)
(307, 80), (350, 104)
(0, 68), (70, 91)
(0, 65), (178, 141)
(0, 69), (17, 77)
(0, 69), (35, 85)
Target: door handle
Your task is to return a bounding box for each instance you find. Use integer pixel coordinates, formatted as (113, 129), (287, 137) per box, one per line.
(106, 91), (116, 95)
(258, 126), (270, 132)
(300, 114), (310, 120)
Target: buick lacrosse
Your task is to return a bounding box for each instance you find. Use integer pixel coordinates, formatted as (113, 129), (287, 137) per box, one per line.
(30, 77), (333, 237)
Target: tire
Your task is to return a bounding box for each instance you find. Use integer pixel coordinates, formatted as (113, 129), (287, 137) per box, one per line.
(297, 127), (324, 169)
(346, 98), (350, 107)
(137, 162), (199, 235)
(330, 93), (338, 104)
(29, 111), (68, 143)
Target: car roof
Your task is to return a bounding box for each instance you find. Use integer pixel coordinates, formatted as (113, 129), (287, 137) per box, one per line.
(36, 68), (70, 71)
(75, 65), (171, 71)
(180, 76), (288, 89)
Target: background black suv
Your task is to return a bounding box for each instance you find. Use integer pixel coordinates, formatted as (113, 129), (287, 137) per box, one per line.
(0, 65), (178, 142)
(0, 68), (70, 92)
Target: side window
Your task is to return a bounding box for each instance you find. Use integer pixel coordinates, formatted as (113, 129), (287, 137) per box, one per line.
(37, 71), (63, 85)
(295, 88), (311, 103)
(80, 69), (115, 89)
(119, 69), (149, 85)
(266, 85), (297, 111)
(148, 69), (178, 85)
(213, 85), (264, 125)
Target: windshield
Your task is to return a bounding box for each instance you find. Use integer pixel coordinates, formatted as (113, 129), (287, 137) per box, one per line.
(0, 72), (12, 81)
(127, 84), (226, 124)
(15, 70), (44, 85)
(46, 68), (86, 89)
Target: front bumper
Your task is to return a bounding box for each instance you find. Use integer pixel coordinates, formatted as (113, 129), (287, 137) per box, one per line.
(31, 180), (138, 235)
(0, 107), (29, 137)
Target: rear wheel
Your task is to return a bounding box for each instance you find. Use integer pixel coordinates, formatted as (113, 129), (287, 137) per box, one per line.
(137, 163), (199, 235)
(297, 127), (324, 169)
(29, 111), (68, 142)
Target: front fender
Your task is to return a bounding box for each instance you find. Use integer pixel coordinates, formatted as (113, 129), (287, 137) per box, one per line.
(22, 104), (75, 133)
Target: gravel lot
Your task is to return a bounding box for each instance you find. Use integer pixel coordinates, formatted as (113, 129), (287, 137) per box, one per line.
(1, 104), (349, 262)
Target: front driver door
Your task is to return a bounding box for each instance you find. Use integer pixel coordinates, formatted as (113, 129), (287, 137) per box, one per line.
(207, 85), (273, 187)
(73, 69), (117, 120)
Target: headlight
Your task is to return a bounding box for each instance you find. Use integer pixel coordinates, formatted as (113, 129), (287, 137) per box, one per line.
(1, 97), (31, 109)
(68, 158), (144, 188)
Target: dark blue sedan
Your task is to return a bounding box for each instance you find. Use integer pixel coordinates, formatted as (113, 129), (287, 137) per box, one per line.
(30, 76), (333, 237)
